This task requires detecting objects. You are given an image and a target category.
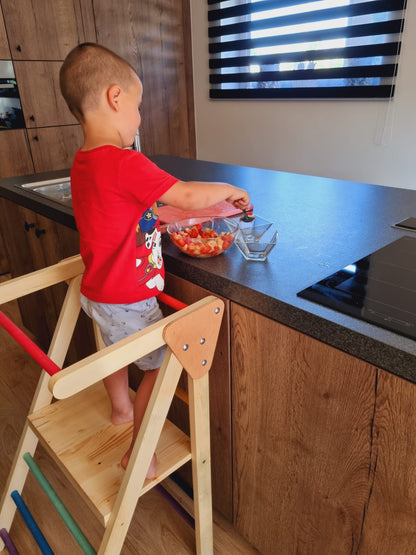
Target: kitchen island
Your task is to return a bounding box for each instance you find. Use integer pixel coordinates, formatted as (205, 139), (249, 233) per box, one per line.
(1, 157), (416, 554)
(153, 156), (416, 380)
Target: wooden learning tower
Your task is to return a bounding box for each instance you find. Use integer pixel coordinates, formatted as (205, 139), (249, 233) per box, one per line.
(0, 255), (223, 554)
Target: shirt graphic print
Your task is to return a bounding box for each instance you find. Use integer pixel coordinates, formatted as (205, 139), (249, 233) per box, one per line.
(135, 204), (164, 292)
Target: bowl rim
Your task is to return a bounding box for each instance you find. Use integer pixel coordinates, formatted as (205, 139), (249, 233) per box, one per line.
(166, 215), (239, 234)
(235, 228), (278, 245)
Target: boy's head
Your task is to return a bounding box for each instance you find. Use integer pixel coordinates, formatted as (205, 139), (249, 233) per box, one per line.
(60, 42), (140, 124)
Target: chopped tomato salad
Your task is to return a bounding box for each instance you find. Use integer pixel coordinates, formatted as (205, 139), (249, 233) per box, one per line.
(170, 223), (234, 257)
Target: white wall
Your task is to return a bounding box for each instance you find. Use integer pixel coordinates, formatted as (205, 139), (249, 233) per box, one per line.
(190, 2), (416, 190)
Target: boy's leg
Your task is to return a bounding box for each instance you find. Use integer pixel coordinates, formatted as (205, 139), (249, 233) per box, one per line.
(121, 367), (160, 475)
(103, 365), (134, 425)
(80, 295), (165, 474)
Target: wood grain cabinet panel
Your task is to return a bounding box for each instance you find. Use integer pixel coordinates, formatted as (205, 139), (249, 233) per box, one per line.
(0, 230), (9, 274)
(0, 129), (34, 178)
(1, 0), (94, 60)
(164, 273), (233, 521)
(358, 369), (416, 553)
(93, 0), (195, 158)
(27, 125), (83, 173)
(13, 61), (77, 128)
(231, 303), (416, 554)
(0, 8), (10, 58)
(0, 198), (94, 361)
(1, 0), (195, 177)
(0, 198), (73, 349)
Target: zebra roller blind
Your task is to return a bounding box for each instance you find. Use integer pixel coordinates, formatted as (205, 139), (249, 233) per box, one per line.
(208, 0), (407, 99)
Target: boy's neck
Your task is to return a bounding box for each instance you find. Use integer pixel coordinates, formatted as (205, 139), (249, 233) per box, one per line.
(81, 139), (122, 151)
(81, 117), (124, 151)
(81, 129), (123, 151)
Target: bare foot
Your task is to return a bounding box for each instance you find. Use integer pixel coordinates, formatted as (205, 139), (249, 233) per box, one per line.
(121, 451), (157, 479)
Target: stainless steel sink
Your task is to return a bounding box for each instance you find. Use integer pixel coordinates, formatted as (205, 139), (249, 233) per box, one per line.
(16, 177), (72, 207)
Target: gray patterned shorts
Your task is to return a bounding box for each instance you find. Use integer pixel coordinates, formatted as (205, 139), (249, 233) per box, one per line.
(80, 294), (166, 371)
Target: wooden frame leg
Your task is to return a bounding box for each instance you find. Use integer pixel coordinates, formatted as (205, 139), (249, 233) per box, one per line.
(0, 275), (82, 546)
(188, 373), (213, 555)
(97, 350), (184, 555)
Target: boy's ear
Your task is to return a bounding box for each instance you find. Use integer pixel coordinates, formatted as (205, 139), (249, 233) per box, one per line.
(107, 84), (122, 111)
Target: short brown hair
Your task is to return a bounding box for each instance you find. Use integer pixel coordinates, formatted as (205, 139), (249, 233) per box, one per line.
(60, 42), (137, 122)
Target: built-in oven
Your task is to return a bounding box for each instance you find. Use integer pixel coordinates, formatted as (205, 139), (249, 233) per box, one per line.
(0, 60), (24, 130)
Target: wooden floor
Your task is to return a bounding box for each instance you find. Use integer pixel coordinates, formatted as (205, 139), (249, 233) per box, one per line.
(0, 275), (258, 554)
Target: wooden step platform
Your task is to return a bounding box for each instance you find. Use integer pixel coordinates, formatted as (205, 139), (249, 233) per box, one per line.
(28, 381), (192, 526)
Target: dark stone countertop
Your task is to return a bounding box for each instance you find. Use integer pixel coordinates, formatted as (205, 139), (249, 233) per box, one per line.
(1, 156), (415, 382)
(0, 168), (76, 230)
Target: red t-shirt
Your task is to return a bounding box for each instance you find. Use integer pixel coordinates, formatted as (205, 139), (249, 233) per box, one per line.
(71, 146), (177, 303)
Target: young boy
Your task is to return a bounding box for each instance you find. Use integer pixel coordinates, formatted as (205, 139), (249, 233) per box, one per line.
(59, 42), (250, 477)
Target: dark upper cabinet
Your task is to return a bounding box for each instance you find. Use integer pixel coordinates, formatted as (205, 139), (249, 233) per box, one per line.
(0, 129), (34, 178)
(0, 8), (10, 58)
(1, 0), (95, 60)
(93, 1), (195, 158)
(13, 61), (77, 128)
(27, 125), (83, 173)
(0, 0), (195, 171)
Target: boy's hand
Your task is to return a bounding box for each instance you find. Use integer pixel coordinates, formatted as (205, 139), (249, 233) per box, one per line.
(226, 186), (250, 210)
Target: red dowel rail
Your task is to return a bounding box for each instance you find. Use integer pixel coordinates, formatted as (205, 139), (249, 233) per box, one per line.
(0, 311), (61, 376)
(0, 294), (187, 377)
(158, 292), (188, 311)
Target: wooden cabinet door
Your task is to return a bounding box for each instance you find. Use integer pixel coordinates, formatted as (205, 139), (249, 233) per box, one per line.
(163, 273), (233, 521)
(27, 125), (83, 172)
(93, 0), (195, 158)
(1, 0), (95, 60)
(231, 303), (374, 554)
(13, 61), (77, 128)
(0, 198), (72, 348)
(0, 129), (34, 178)
(0, 8), (10, 58)
(0, 229), (9, 274)
(231, 303), (416, 554)
(0, 198), (94, 360)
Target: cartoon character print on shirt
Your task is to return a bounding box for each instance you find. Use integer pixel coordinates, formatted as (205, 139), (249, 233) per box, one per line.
(135, 205), (164, 291)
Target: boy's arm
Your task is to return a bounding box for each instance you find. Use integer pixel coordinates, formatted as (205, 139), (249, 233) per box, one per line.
(159, 180), (250, 211)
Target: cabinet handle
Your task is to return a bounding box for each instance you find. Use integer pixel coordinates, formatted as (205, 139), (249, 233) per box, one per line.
(29, 115), (35, 121)
(33, 135), (39, 141)
(24, 221), (35, 232)
(35, 228), (46, 238)
(16, 45), (22, 52)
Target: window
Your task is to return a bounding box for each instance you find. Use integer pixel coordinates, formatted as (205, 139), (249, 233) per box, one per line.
(208, 0), (407, 99)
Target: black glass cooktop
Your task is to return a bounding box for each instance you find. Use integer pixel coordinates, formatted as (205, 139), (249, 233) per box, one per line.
(297, 236), (416, 340)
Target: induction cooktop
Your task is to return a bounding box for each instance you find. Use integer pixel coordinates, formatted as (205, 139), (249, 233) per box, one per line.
(297, 236), (416, 340)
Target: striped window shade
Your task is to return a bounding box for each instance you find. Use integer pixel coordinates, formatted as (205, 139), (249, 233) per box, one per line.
(208, 0), (407, 99)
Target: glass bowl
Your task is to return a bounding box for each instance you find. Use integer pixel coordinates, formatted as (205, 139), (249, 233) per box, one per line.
(235, 224), (278, 261)
(167, 216), (238, 258)
(237, 215), (273, 242)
